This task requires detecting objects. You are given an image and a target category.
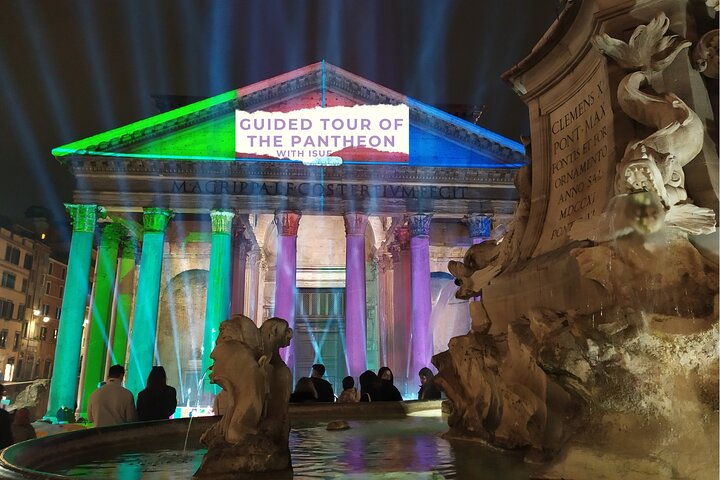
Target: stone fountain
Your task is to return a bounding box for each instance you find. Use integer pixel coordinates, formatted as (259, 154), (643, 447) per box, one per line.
(194, 314), (293, 478)
(439, 1), (718, 478)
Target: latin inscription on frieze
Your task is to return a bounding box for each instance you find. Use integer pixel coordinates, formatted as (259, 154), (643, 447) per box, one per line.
(537, 65), (615, 253)
(171, 180), (471, 200)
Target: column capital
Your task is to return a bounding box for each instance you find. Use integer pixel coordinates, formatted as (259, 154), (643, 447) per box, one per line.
(65, 204), (105, 233)
(343, 213), (369, 236)
(394, 226), (411, 249)
(120, 236), (138, 259)
(210, 209), (235, 235)
(465, 214), (492, 239)
(377, 253), (394, 272)
(99, 222), (128, 244)
(274, 210), (302, 237)
(407, 214), (432, 238)
(142, 208), (174, 233)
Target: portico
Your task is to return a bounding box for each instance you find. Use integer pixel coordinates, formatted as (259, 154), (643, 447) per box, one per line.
(48, 62), (525, 417)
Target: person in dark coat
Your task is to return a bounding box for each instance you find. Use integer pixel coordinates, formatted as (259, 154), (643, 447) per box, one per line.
(137, 366), (177, 421)
(309, 364), (335, 402)
(0, 384), (12, 448)
(289, 377), (318, 403)
(418, 367), (442, 400)
(375, 366), (403, 401)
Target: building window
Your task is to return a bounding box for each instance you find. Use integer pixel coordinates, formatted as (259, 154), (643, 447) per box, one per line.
(21, 278), (27, 293)
(43, 359), (51, 378)
(45, 282), (51, 295)
(48, 263), (53, 276)
(59, 286), (64, 298)
(22, 322), (28, 339)
(1, 272), (16, 290)
(0, 330), (7, 348)
(52, 329), (58, 342)
(61, 268), (66, 279)
(17, 304), (25, 321)
(42, 304), (49, 315)
(0, 300), (14, 320)
(12, 333), (19, 351)
(23, 254), (33, 270)
(4, 246), (20, 265)
(55, 307), (61, 319)
(4, 358), (14, 381)
(39, 327), (47, 341)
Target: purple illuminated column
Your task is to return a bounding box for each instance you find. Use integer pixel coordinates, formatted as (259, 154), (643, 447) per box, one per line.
(343, 213), (369, 377)
(391, 227), (412, 391)
(231, 222), (248, 315)
(466, 213), (492, 245)
(408, 214), (432, 383)
(376, 253), (393, 368)
(273, 211), (302, 367)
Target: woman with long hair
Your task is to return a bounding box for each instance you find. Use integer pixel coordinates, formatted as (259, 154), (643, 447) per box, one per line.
(137, 366), (177, 421)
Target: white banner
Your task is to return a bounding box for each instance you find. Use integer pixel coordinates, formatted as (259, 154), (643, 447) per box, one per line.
(235, 104), (409, 164)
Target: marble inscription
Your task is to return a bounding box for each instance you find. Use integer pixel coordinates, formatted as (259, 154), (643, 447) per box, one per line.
(539, 66), (614, 252)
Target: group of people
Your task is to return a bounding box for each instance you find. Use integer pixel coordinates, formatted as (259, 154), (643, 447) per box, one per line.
(289, 364), (442, 403)
(87, 364), (177, 427)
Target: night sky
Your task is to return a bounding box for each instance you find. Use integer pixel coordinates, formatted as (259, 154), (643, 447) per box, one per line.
(0, 1), (558, 221)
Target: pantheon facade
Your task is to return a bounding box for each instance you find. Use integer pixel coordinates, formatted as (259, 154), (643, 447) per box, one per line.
(47, 63), (526, 416)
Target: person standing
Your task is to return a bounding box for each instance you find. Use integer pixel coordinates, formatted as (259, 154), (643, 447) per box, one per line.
(87, 364), (138, 427)
(309, 364), (334, 402)
(137, 366), (177, 421)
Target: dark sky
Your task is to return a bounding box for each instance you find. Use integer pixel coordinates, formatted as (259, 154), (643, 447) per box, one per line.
(0, 0), (558, 221)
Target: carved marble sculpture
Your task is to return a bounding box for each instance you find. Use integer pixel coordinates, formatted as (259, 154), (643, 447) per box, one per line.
(195, 315), (293, 478)
(571, 13), (716, 241)
(440, 13), (718, 473)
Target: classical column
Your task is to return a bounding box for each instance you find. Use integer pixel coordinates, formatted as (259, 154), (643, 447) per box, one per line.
(466, 213), (492, 244)
(343, 213), (368, 377)
(230, 222), (248, 316)
(46, 204), (102, 419)
(365, 258), (380, 372)
(125, 208), (173, 395)
(108, 236), (137, 369)
(376, 253), (393, 368)
(80, 222), (125, 413)
(273, 211), (301, 367)
(408, 214), (432, 385)
(245, 247), (263, 323)
(202, 210), (235, 392)
(391, 227), (412, 392)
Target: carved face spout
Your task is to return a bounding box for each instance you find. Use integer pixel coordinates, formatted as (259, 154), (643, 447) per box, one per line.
(615, 157), (669, 207)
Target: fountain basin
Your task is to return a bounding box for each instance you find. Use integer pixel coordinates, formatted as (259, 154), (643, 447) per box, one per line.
(0, 401), (537, 479)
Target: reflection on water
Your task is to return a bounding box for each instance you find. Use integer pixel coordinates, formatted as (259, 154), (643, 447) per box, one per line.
(54, 418), (536, 479)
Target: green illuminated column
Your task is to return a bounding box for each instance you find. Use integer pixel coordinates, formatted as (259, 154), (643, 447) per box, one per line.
(125, 208), (173, 395)
(202, 210), (235, 392)
(80, 222), (125, 413)
(46, 204), (102, 419)
(109, 236), (137, 368)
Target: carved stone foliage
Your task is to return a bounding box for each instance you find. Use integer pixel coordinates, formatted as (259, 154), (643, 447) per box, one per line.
(693, 29), (719, 79)
(273, 211), (302, 237)
(342, 212), (368, 236)
(142, 207), (173, 233)
(210, 209), (235, 235)
(65, 203), (105, 233)
(407, 214), (432, 237)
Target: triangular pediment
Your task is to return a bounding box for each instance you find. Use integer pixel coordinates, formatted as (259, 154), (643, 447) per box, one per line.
(53, 62), (526, 168)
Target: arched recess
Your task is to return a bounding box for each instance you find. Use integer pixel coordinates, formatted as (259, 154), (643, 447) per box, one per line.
(156, 269), (208, 405)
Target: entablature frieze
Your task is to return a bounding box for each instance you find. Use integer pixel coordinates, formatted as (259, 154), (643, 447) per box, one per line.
(64, 157), (517, 185)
